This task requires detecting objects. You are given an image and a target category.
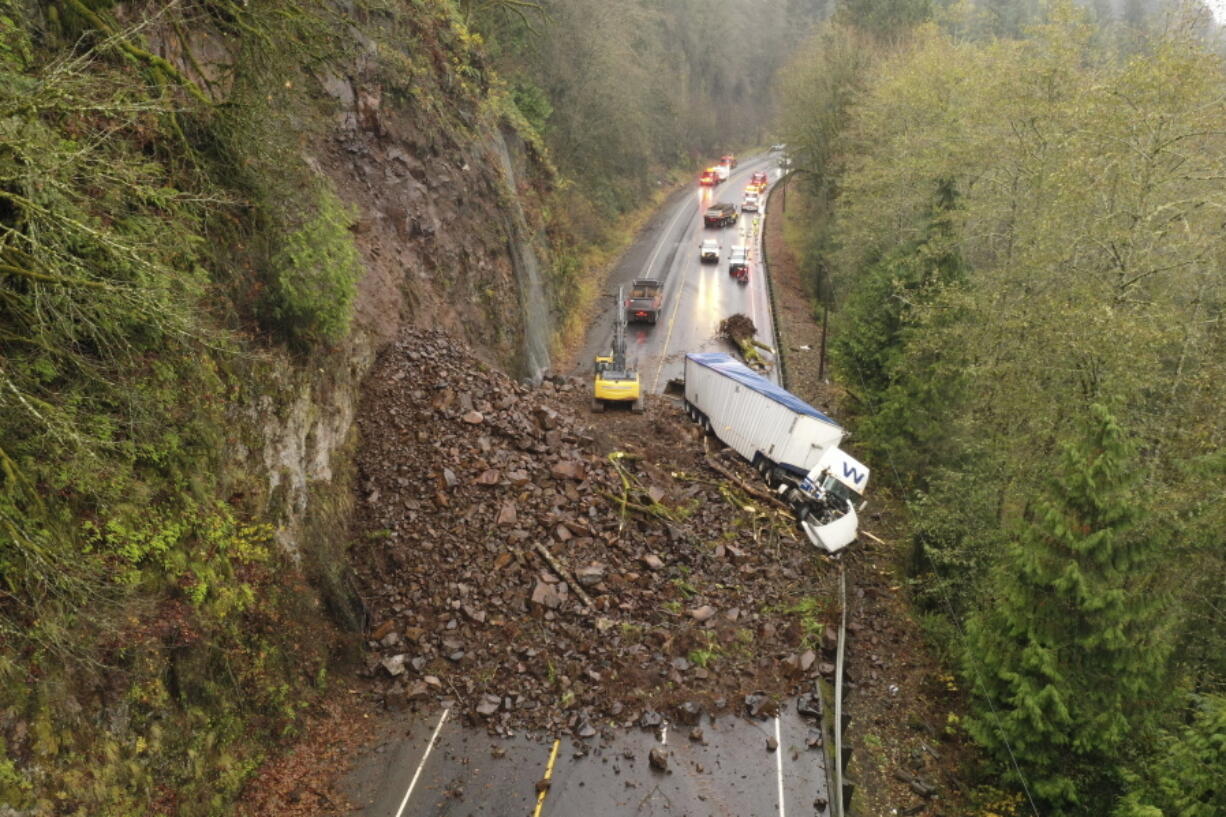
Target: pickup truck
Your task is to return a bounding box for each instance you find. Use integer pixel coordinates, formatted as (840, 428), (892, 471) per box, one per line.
(741, 193), (760, 213)
(699, 239), (720, 264)
(625, 278), (663, 324)
(683, 352), (870, 552)
(703, 202), (739, 228)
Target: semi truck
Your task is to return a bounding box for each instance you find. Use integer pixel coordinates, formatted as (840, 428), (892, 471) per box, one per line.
(682, 352), (869, 552)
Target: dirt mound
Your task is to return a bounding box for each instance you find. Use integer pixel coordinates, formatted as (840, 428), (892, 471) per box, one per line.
(352, 329), (838, 737)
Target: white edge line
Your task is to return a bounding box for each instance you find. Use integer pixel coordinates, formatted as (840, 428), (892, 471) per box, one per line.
(661, 722), (669, 745)
(393, 707), (450, 817)
(775, 716), (786, 817)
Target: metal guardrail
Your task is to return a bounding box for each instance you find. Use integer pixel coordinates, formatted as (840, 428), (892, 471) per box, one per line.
(758, 172), (790, 389)
(760, 166), (851, 813)
(834, 562), (848, 817)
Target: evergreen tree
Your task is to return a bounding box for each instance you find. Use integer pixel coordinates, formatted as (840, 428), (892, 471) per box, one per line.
(1114, 694), (1226, 817)
(962, 405), (1174, 814)
(832, 179), (965, 481)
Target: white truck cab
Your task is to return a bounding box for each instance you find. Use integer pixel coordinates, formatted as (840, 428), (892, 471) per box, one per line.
(790, 447), (870, 553)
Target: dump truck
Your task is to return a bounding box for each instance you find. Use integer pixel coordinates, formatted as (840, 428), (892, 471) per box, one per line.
(703, 202), (739, 228)
(625, 278), (663, 324)
(682, 352), (869, 552)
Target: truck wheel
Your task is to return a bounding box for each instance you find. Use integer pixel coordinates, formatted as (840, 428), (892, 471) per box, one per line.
(591, 398), (605, 413)
(632, 397), (645, 414)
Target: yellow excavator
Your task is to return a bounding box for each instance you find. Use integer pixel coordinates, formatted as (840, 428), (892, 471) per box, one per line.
(593, 286), (644, 413)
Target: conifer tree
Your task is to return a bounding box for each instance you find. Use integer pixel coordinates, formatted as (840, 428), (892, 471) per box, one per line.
(1114, 694), (1226, 817)
(963, 405), (1173, 814)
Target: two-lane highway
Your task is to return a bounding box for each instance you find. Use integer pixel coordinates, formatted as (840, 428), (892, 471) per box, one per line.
(575, 155), (782, 390)
(343, 701), (830, 816)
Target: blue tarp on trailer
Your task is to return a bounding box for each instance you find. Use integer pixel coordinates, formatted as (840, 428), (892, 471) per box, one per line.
(685, 352), (841, 427)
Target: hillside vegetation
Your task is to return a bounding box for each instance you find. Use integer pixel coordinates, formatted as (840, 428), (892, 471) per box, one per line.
(0, 0), (553, 812)
(778, 0), (1225, 813)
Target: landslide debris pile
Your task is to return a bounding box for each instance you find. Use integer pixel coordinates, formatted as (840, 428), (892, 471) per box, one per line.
(353, 329), (835, 736)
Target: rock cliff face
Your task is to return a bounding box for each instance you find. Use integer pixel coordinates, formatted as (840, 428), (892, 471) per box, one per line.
(135, 1), (559, 556)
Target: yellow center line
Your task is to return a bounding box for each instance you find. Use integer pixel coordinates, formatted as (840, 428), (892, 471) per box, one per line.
(531, 738), (561, 817)
(651, 256), (690, 393)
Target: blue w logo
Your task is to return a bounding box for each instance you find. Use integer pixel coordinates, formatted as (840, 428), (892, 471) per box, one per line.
(842, 462), (866, 485)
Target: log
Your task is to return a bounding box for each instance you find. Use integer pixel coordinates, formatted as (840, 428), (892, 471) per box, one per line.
(533, 543), (595, 610)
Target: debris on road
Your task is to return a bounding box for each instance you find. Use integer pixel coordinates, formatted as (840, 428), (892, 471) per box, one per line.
(353, 329), (840, 734)
(717, 314), (775, 371)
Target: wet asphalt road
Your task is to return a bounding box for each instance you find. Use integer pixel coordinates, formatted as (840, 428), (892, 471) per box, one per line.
(574, 154), (783, 391)
(343, 701), (830, 817)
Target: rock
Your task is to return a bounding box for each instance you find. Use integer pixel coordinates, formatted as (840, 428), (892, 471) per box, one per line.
(806, 730), (823, 749)
(476, 694), (501, 717)
(822, 624), (839, 653)
(744, 693), (777, 720)
(551, 461), (586, 480)
(797, 694), (822, 719)
(639, 710), (662, 729)
(381, 654), (407, 677)
(689, 727), (704, 742)
(642, 554), (665, 571)
(530, 580), (565, 610)
(576, 720), (596, 739)
(442, 468), (458, 488)
(766, 737), (779, 752)
(648, 746), (669, 772)
(814, 796), (828, 811)
(370, 620), (396, 641)
(675, 701), (703, 726)
(496, 502), (518, 526)
(476, 469), (501, 485)
(379, 630), (402, 648)
(575, 564), (605, 587)
(800, 649), (817, 672)
(423, 675), (442, 688)
(819, 662), (837, 678)
(507, 469), (531, 486)
(689, 605), (716, 622)
(554, 523), (572, 543)
(646, 485), (665, 504)
(461, 411), (484, 424)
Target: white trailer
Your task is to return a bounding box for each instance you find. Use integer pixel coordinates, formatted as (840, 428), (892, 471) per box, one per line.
(682, 352), (869, 552)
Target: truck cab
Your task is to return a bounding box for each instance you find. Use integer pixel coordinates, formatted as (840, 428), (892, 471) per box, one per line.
(699, 168), (720, 186)
(699, 239), (720, 263)
(788, 448), (870, 552)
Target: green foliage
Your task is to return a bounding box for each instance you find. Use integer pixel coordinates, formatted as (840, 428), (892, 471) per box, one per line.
(963, 406), (1174, 813)
(263, 186), (362, 347)
(837, 0), (932, 39)
(511, 79), (553, 135)
(1115, 695), (1226, 817)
